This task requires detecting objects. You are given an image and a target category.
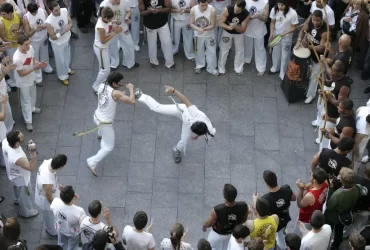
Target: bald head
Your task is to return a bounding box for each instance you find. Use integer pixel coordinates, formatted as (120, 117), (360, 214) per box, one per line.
(339, 34), (352, 48)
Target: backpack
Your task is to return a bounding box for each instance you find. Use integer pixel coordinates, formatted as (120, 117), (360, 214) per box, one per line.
(354, 184), (369, 212)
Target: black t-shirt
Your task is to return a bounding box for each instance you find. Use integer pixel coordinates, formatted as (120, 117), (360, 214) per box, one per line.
(225, 6), (249, 34)
(296, 1), (311, 18)
(326, 77), (351, 118)
(212, 201), (249, 235)
(142, 0), (168, 29)
(318, 148), (352, 176)
(262, 185), (293, 231)
(333, 48), (353, 73)
(307, 21), (327, 63)
(331, 114), (357, 149)
(356, 176), (370, 209)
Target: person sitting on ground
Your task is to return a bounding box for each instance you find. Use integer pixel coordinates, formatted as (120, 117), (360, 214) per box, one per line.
(227, 224), (250, 250)
(160, 223), (192, 250)
(284, 233), (301, 250)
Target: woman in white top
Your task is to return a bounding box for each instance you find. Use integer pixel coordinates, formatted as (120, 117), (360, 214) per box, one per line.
(92, 7), (122, 93)
(160, 223), (193, 250)
(268, 0), (298, 80)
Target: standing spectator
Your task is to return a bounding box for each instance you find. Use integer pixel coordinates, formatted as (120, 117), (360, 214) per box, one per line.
(354, 105), (370, 162)
(0, 217), (25, 249)
(2, 130), (39, 218)
(284, 233), (301, 250)
(247, 237), (265, 250)
(325, 168), (361, 250)
(82, 229), (126, 250)
(0, 56), (15, 133)
(226, 225), (250, 250)
(356, 165), (370, 209)
(197, 239), (211, 250)
(261, 170), (296, 250)
(299, 210), (331, 250)
(202, 184), (251, 250)
(50, 185), (86, 250)
(309, 0), (335, 29)
(359, 15), (370, 81)
(129, 0), (141, 51)
(17, 0), (46, 16)
(0, 94), (9, 167)
(349, 233), (367, 250)
(160, 223), (192, 250)
(35, 154), (67, 237)
(0, 0), (21, 16)
(122, 211), (155, 250)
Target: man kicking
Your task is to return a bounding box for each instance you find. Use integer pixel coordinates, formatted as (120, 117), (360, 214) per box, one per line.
(86, 72), (135, 176)
(134, 86), (216, 163)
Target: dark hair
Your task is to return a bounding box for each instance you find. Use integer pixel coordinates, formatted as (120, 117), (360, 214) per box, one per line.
(349, 233), (366, 250)
(197, 239), (211, 250)
(337, 137), (354, 152)
(312, 167), (328, 185)
(274, 0), (290, 17)
(312, 9), (323, 18)
(106, 71), (123, 87)
(133, 211), (148, 230)
(285, 233), (301, 250)
(255, 197), (270, 217)
(88, 200), (102, 218)
(17, 34), (29, 45)
(170, 223), (184, 250)
(27, 2), (38, 13)
(236, 0), (246, 9)
(60, 185), (75, 204)
(7, 130), (21, 148)
(332, 60), (346, 75)
(190, 122), (214, 139)
(366, 114), (370, 124)
(247, 237), (264, 250)
(340, 99), (354, 111)
(92, 230), (109, 250)
(198, 0), (208, 3)
(101, 6), (114, 19)
(263, 170), (278, 188)
(51, 154), (67, 170)
(34, 245), (63, 250)
(232, 225), (250, 239)
(0, 3), (14, 14)
(48, 1), (59, 11)
(310, 210), (325, 230)
(223, 184), (237, 202)
(3, 217), (21, 241)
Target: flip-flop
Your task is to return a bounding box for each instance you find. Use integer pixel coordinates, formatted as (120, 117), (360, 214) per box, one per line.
(87, 165), (98, 177)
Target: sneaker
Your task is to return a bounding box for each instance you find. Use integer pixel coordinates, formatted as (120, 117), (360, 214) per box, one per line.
(32, 107), (42, 114)
(311, 120), (319, 127)
(86, 162), (98, 176)
(268, 69), (279, 75)
(209, 70), (219, 76)
(195, 68), (201, 74)
(134, 45), (140, 52)
(305, 96), (314, 104)
(97, 135), (102, 139)
(362, 155), (370, 163)
(314, 138), (320, 144)
(44, 69), (55, 74)
(35, 81), (43, 87)
(68, 70), (75, 75)
(25, 123), (33, 132)
(128, 62), (139, 69)
(150, 63), (158, 68)
(134, 88), (142, 99)
(172, 148), (182, 163)
(19, 209), (39, 218)
(45, 229), (57, 237)
(60, 79), (69, 86)
(168, 63), (176, 69)
(13, 200), (19, 205)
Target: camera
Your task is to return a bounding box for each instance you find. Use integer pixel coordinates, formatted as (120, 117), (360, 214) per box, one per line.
(103, 225), (114, 243)
(26, 140), (36, 152)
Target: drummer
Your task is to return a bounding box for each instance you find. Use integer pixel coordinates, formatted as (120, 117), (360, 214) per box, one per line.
(294, 9), (329, 104)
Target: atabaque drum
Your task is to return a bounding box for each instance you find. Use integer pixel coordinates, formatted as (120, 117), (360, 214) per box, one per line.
(280, 47), (312, 103)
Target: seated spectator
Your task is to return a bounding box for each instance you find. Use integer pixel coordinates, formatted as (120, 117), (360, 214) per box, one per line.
(82, 229), (125, 250)
(227, 225), (250, 250)
(122, 211), (155, 250)
(0, 218), (26, 250)
(285, 233), (301, 250)
(247, 237), (265, 250)
(299, 210), (331, 250)
(160, 223), (192, 250)
(349, 233), (367, 250)
(197, 239), (211, 250)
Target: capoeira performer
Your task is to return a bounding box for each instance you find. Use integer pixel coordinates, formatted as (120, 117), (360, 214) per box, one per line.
(100, 0), (139, 71)
(129, 0), (141, 51)
(86, 72), (135, 176)
(170, 0), (195, 60)
(134, 86), (216, 163)
(0, 56), (15, 132)
(209, 0), (230, 47)
(18, 0), (46, 16)
(92, 6), (123, 93)
(45, 1), (75, 86)
(244, 0), (268, 76)
(217, 0), (250, 75)
(268, 0), (298, 80)
(139, 0), (175, 68)
(23, 2), (55, 86)
(13, 34), (46, 132)
(190, 0), (219, 75)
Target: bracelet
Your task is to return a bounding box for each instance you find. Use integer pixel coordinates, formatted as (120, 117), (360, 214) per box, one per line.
(56, 33), (61, 39)
(172, 88), (175, 93)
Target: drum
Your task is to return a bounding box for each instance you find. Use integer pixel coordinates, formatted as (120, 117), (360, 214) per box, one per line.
(280, 47), (312, 103)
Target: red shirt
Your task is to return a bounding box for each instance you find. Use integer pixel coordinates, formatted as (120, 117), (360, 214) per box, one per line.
(298, 182), (329, 223)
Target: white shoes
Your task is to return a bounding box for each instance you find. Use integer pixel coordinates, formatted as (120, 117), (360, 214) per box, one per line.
(314, 138), (320, 144)
(311, 120), (319, 127)
(134, 45), (140, 52)
(305, 96), (314, 104)
(362, 155), (369, 163)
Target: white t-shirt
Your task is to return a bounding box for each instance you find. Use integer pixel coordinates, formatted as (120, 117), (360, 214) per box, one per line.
(160, 238), (193, 250)
(181, 105), (216, 136)
(310, 2), (335, 26)
(122, 225), (156, 250)
(50, 198), (86, 236)
(300, 224), (332, 250)
(25, 8), (48, 42)
(0, 65), (7, 95)
(45, 8), (71, 45)
(356, 107), (370, 135)
(100, 0), (131, 33)
(13, 46), (36, 88)
(244, 0), (268, 38)
(80, 216), (106, 243)
(18, 0), (45, 16)
(94, 18), (113, 48)
(171, 0), (192, 20)
(35, 159), (60, 210)
(269, 7), (298, 39)
(227, 236), (244, 250)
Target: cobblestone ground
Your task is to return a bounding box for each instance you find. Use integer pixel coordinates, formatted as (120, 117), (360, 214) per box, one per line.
(0, 25), (369, 249)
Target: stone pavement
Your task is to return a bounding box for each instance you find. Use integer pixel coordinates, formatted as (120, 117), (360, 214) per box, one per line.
(0, 26), (369, 249)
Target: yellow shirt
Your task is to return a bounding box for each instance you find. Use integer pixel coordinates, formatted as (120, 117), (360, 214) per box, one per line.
(1, 12), (21, 48)
(250, 216), (278, 249)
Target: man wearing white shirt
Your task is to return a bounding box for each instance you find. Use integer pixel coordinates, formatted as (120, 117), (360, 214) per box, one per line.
(13, 34), (46, 132)
(309, 0), (335, 28)
(50, 185), (86, 250)
(299, 211), (331, 250)
(2, 130), (39, 218)
(35, 154), (67, 236)
(355, 104), (370, 163)
(18, 0), (46, 16)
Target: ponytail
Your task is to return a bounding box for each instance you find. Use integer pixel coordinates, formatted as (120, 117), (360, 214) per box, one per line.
(170, 233), (181, 250)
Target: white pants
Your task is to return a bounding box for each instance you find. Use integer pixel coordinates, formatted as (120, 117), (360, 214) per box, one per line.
(58, 232), (79, 250)
(306, 62), (320, 98)
(20, 84), (37, 124)
(130, 6), (140, 46)
(195, 36), (217, 74)
(218, 30), (244, 74)
(357, 136), (370, 161)
(4, 100), (14, 132)
(207, 229), (230, 250)
(43, 209), (57, 236)
(146, 23), (174, 68)
(138, 94), (191, 153)
(276, 228), (286, 250)
(110, 31), (135, 69)
(31, 38), (53, 83)
(51, 41), (71, 81)
(93, 46), (110, 92)
(316, 85), (335, 150)
(12, 182), (36, 217)
(6, 47), (17, 87)
(270, 37), (292, 80)
(244, 36), (267, 73)
(87, 116), (114, 168)
(213, 16), (222, 47)
(170, 18), (195, 60)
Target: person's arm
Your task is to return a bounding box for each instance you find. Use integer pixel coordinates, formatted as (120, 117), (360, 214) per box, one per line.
(16, 13), (24, 33)
(43, 184), (54, 204)
(113, 241), (126, 250)
(44, 0), (52, 14)
(46, 21), (70, 40)
(139, 0), (153, 16)
(97, 27), (119, 44)
(0, 94), (8, 121)
(272, 214), (279, 227)
(327, 127), (354, 145)
(204, 8), (216, 31)
(233, 15), (250, 33)
(269, 18), (276, 40)
(295, 17), (309, 48)
(165, 86), (192, 107)
(157, 0), (171, 13)
(218, 8), (233, 31)
(202, 208), (217, 231)
(326, 86), (349, 107)
(311, 151), (320, 173)
(190, 7), (202, 32)
(103, 206), (119, 235)
(297, 189), (314, 208)
(312, 31), (329, 53)
(281, 23), (297, 38)
(16, 60), (41, 77)
(291, 190), (297, 201)
(15, 153), (37, 171)
(253, 3), (269, 22)
(23, 16), (40, 38)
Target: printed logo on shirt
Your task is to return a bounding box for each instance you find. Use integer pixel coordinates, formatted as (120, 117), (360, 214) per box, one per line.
(276, 199), (285, 208)
(58, 212), (67, 221)
(56, 19), (65, 33)
(231, 17), (240, 26)
(328, 158), (337, 169)
(9, 23), (20, 37)
(134, 13), (139, 22)
(255, 223), (275, 240)
(114, 9), (122, 20)
(209, 38), (215, 46)
(23, 57), (32, 66)
(222, 37), (230, 43)
(98, 89), (109, 109)
(228, 214), (237, 221)
(150, 0), (158, 7)
(36, 19), (43, 26)
(178, 0), (186, 8)
(277, 16), (284, 22)
(82, 226), (96, 240)
(311, 28), (317, 37)
(318, 187), (328, 204)
(249, 6), (257, 15)
(195, 16), (210, 28)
